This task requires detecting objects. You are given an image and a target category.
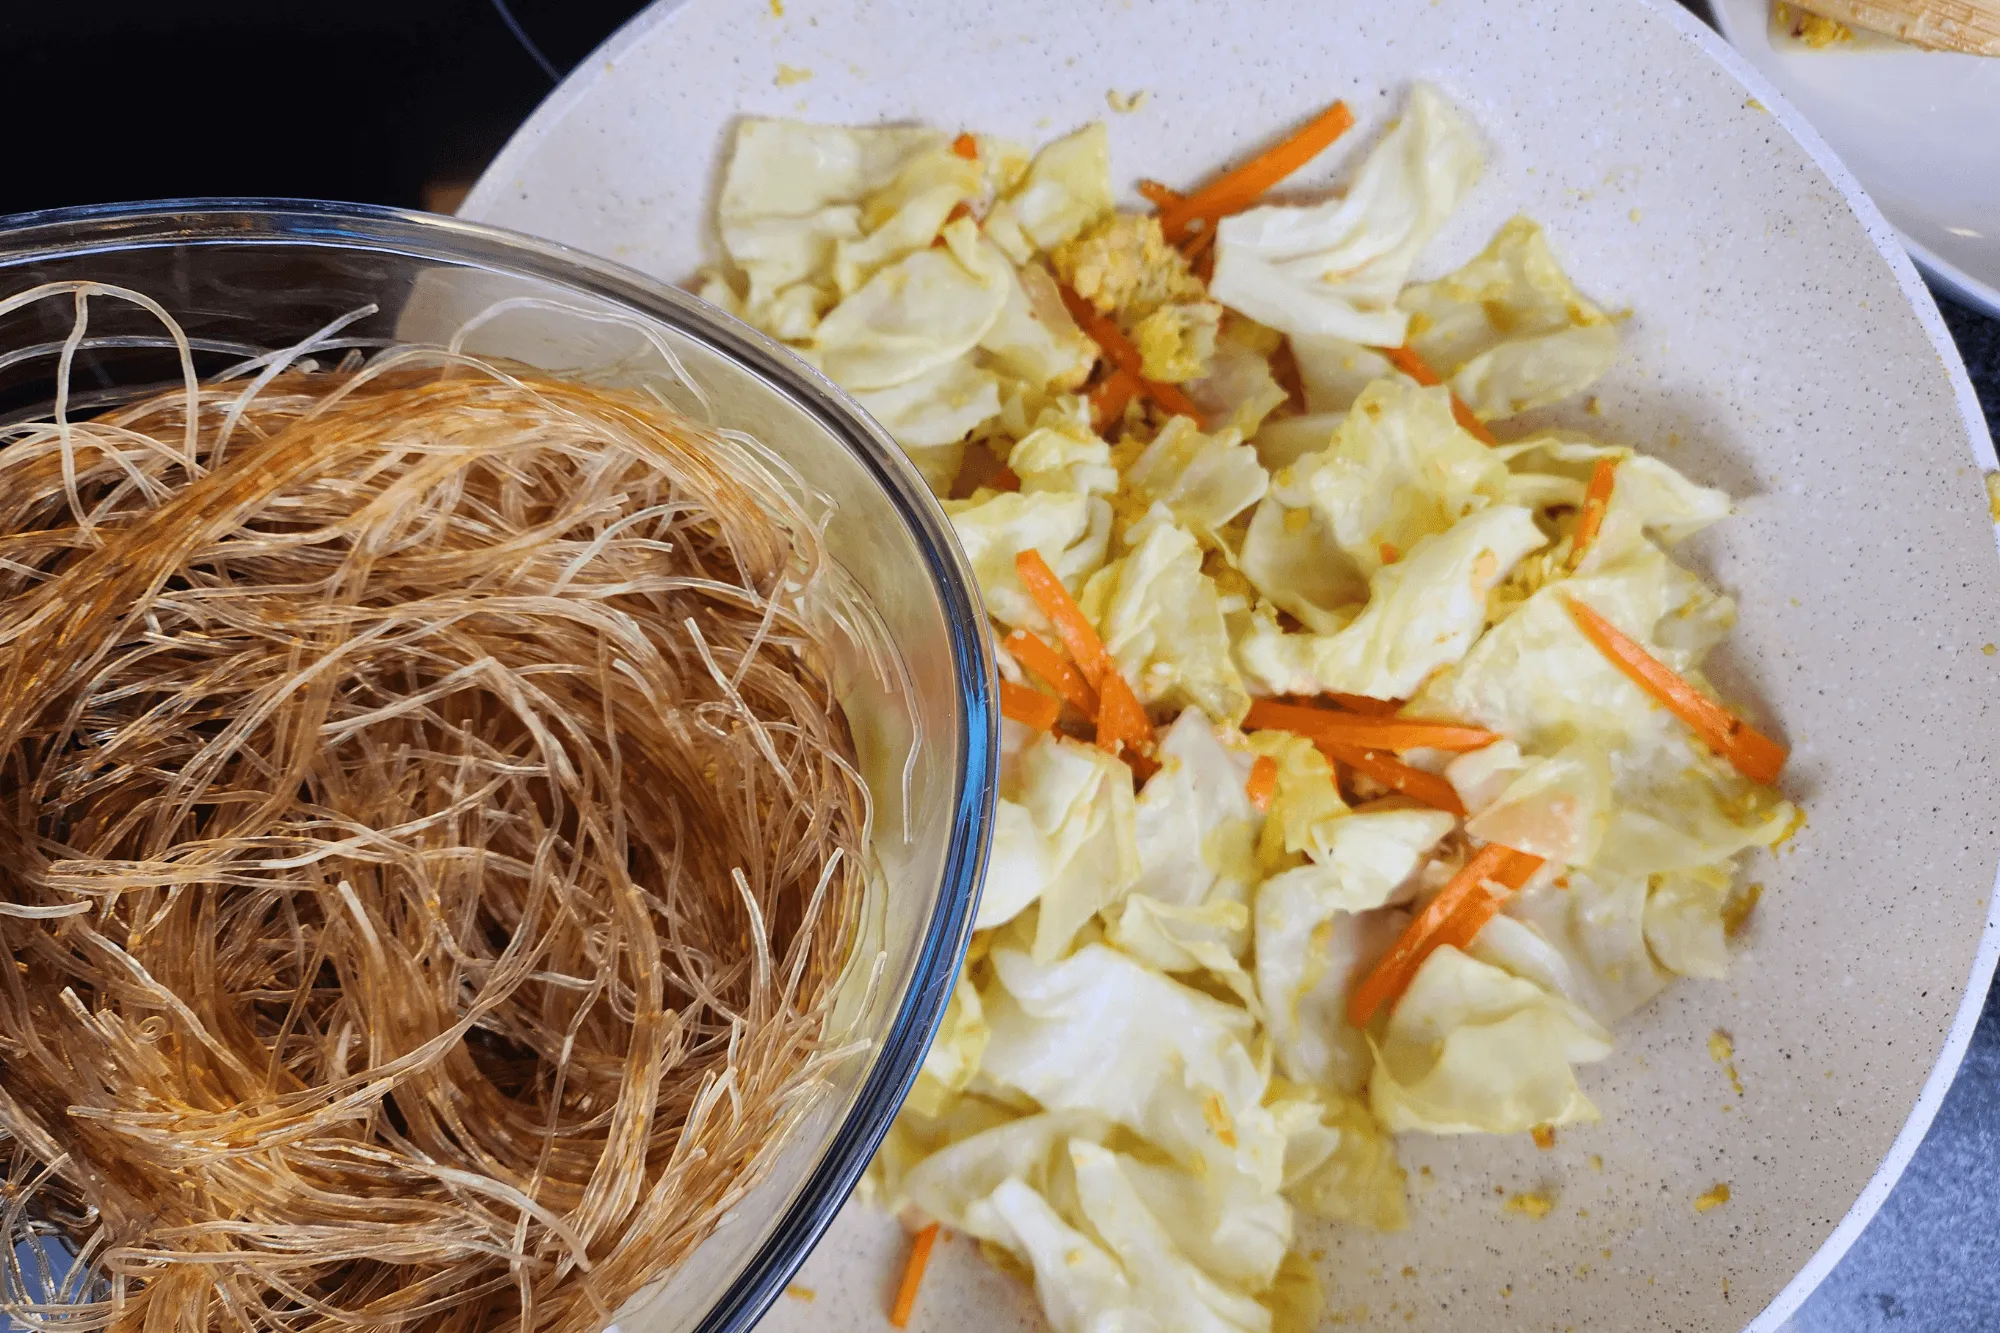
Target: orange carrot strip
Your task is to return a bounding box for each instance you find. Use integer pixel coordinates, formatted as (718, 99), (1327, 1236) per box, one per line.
(1004, 628), (1101, 718)
(1426, 848), (1545, 955)
(1379, 343), (1441, 387)
(1245, 698), (1498, 754)
(1562, 596), (1787, 785)
(890, 1222), (941, 1328)
(999, 680), (1061, 732)
(1057, 284), (1205, 423)
(1377, 344), (1500, 446)
(1449, 398), (1500, 447)
(1090, 368), (1142, 431)
(951, 133), (979, 160)
(1138, 180), (1185, 209)
(1014, 549), (1112, 689)
(1347, 843), (1543, 1027)
(1096, 668), (1155, 766)
(1319, 741), (1466, 816)
(1191, 236), (1217, 286)
(1569, 457), (1618, 568)
(1012, 553), (1154, 773)
(945, 200), (973, 226)
(1246, 754), (1279, 812)
(1157, 100), (1356, 244)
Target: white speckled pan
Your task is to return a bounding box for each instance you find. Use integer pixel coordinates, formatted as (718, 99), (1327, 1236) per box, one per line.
(464, 1), (2000, 1329)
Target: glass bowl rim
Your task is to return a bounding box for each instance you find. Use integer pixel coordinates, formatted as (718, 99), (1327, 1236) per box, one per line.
(0, 196), (999, 1333)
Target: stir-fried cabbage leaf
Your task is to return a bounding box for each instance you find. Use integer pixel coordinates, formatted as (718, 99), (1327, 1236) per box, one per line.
(812, 219), (1013, 389)
(1068, 1142), (1277, 1333)
(1208, 85), (1483, 345)
(1236, 503), (1546, 699)
(1111, 712), (1260, 977)
(947, 488), (1110, 630)
(1126, 418), (1271, 546)
(1086, 508), (1251, 724)
(1255, 807), (1450, 1091)
(908, 973), (991, 1115)
(1006, 734), (1142, 961)
(1242, 377), (1507, 627)
(981, 945), (1284, 1189)
(1370, 945), (1614, 1134)
(1270, 1085), (1409, 1231)
(986, 123), (1117, 263)
(1401, 216), (1619, 419)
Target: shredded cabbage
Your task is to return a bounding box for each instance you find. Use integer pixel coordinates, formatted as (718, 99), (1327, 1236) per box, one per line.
(729, 90), (1803, 1333)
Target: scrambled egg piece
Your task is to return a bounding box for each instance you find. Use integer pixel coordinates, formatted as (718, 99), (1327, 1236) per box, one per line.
(1504, 1191), (1555, 1220)
(1133, 301), (1223, 383)
(1773, 0), (1854, 45)
(1052, 214), (1206, 321)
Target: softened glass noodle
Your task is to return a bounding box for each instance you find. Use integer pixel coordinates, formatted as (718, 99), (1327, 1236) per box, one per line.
(0, 283), (877, 1332)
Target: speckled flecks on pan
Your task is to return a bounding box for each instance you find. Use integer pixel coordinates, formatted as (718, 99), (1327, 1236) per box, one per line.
(463, 1), (2000, 1330)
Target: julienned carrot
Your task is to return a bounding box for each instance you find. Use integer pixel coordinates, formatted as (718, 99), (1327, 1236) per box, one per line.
(1428, 848), (1544, 957)
(1376, 344), (1500, 447)
(1246, 754), (1278, 812)
(1056, 284), (1205, 424)
(1090, 368), (1142, 431)
(951, 132), (978, 160)
(1096, 667), (1155, 767)
(1137, 180), (1184, 209)
(1569, 457), (1617, 568)
(1378, 343), (1440, 387)
(1013, 549), (1112, 688)
(889, 1222), (941, 1328)
(998, 680), (1061, 732)
(1346, 843), (1544, 1028)
(1245, 697), (1498, 754)
(1319, 741), (1466, 816)
(1562, 596), (1787, 786)
(1004, 628), (1101, 718)
(1449, 399), (1499, 447)
(1157, 100), (1356, 244)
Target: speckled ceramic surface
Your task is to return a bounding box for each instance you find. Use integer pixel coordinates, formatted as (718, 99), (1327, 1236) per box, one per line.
(463, 1), (2000, 1330)
(1709, 0), (2000, 320)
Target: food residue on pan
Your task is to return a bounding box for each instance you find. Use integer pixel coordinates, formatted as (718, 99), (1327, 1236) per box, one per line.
(1506, 1191), (1557, 1220)
(1773, 1), (1856, 46)
(1696, 1182), (1734, 1213)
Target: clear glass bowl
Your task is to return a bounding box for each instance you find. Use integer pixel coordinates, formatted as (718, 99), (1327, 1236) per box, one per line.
(0, 199), (997, 1333)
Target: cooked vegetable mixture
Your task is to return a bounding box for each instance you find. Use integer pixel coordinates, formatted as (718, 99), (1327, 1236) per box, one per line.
(701, 82), (1797, 1333)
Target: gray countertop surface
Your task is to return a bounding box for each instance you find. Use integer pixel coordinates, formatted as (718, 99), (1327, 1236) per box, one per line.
(1785, 290), (2000, 1332)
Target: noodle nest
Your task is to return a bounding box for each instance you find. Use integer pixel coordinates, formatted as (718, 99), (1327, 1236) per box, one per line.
(0, 287), (872, 1333)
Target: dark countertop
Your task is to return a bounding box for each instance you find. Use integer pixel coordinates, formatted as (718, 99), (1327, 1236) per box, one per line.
(1788, 288), (2000, 1333)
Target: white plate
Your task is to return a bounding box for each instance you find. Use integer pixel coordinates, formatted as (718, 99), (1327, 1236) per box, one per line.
(1711, 0), (2000, 317)
(464, 1), (2000, 1330)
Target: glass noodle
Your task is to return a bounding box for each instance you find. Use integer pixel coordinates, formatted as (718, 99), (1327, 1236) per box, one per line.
(0, 283), (875, 1333)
